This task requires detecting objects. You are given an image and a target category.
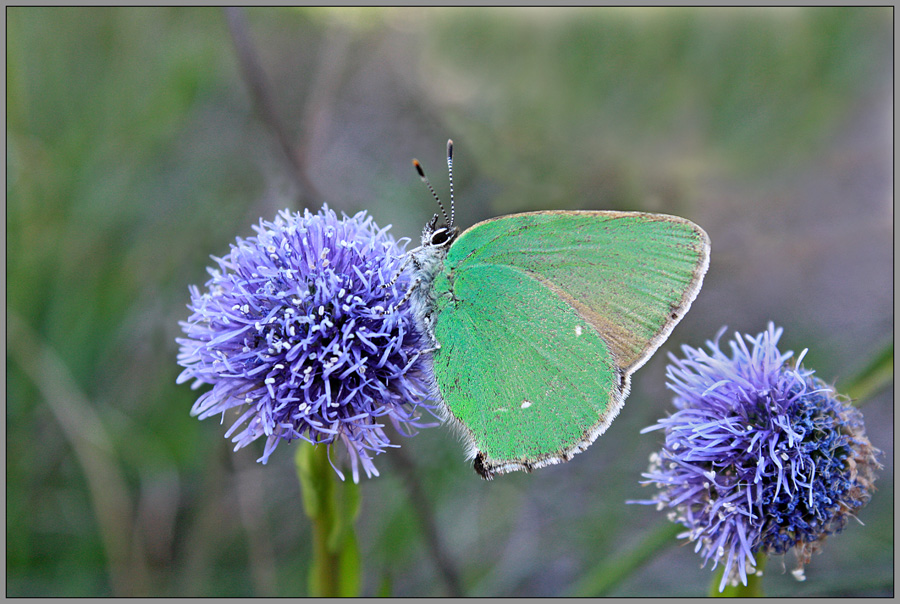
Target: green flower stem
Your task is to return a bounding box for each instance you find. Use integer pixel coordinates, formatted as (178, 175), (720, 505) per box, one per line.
(295, 441), (361, 597)
(710, 551), (766, 597)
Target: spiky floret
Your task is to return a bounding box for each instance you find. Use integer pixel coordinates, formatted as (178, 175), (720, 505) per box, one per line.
(177, 206), (438, 481)
(633, 324), (881, 590)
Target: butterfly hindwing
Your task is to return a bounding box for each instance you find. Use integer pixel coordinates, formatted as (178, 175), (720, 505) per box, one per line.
(429, 211), (709, 476)
(431, 259), (624, 476)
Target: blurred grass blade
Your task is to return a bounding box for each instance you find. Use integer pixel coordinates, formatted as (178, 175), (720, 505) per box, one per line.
(388, 444), (464, 596)
(570, 521), (682, 596)
(376, 571), (393, 597)
(843, 342), (893, 405)
(7, 312), (149, 596)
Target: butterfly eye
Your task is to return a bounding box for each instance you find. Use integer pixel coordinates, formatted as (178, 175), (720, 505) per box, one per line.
(430, 228), (449, 245)
(430, 226), (458, 246)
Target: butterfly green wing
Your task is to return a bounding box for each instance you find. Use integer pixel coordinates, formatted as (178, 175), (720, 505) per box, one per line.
(429, 211), (710, 478)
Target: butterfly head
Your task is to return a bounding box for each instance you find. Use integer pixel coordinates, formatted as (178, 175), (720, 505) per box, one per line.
(421, 212), (459, 250)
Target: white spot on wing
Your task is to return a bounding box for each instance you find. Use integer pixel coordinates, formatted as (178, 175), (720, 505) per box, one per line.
(575, 325), (583, 336)
(520, 399), (532, 409)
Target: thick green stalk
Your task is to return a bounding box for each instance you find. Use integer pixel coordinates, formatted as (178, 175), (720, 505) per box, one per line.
(295, 441), (361, 597)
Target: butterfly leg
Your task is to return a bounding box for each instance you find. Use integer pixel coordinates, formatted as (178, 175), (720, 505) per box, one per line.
(445, 270), (460, 303)
(382, 252), (416, 291)
(419, 313), (441, 350)
(401, 341), (440, 372)
(376, 259), (423, 317)
(387, 276), (421, 314)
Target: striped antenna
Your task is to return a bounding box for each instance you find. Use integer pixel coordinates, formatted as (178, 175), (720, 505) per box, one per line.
(446, 139), (455, 227)
(413, 158), (451, 227)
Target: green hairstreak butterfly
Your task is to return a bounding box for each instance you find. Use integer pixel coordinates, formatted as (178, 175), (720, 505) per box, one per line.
(406, 141), (710, 479)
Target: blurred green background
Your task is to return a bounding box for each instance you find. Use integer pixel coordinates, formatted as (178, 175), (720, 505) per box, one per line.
(7, 6), (892, 596)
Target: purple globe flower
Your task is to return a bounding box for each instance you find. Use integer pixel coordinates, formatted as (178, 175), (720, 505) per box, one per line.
(633, 323), (880, 591)
(176, 206), (437, 482)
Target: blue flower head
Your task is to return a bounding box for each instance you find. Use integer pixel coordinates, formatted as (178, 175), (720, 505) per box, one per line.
(634, 323), (880, 591)
(177, 206), (437, 482)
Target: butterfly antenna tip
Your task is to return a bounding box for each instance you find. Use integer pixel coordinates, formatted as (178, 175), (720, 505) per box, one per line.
(413, 157), (450, 227)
